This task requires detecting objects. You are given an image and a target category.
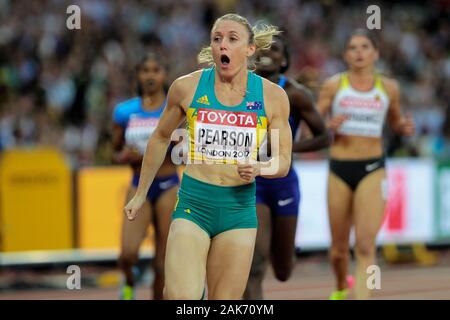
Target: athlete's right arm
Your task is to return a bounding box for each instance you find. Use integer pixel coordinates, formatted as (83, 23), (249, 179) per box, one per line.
(317, 76), (347, 134)
(111, 123), (143, 165)
(124, 77), (189, 221)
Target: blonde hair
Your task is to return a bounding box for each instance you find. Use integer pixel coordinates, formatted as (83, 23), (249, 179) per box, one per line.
(197, 13), (280, 69)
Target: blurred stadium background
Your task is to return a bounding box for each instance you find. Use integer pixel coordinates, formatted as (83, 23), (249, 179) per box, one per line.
(0, 0), (449, 299)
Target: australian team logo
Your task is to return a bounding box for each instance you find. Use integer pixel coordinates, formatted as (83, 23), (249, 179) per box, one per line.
(246, 101), (263, 110)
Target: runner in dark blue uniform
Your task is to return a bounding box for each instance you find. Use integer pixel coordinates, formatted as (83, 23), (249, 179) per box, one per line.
(244, 35), (330, 299)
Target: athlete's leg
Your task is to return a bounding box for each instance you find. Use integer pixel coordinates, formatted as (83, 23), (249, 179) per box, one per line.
(243, 204), (272, 300)
(353, 169), (386, 300)
(207, 228), (257, 300)
(270, 179), (300, 282)
(164, 218), (210, 299)
(328, 172), (353, 291)
(153, 186), (178, 300)
(271, 214), (298, 281)
(118, 186), (151, 293)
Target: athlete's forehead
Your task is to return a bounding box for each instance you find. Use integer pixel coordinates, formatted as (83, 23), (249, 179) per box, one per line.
(211, 20), (248, 37)
(141, 59), (161, 67)
(347, 35), (373, 47)
(271, 37), (283, 50)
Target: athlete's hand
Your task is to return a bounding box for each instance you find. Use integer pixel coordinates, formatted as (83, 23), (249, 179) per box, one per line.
(397, 113), (415, 136)
(124, 194), (146, 221)
(237, 162), (261, 182)
(327, 114), (348, 132)
(117, 146), (143, 164)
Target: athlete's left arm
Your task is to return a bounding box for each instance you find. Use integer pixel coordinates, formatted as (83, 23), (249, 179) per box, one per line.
(237, 82), (292, 181)
(385, 78), (416, 136)
(261, 82), (292, 178)
(291, 84), (330, 152)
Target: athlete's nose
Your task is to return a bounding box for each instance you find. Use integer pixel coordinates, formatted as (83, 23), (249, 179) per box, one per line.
(220, 39), (229, 51)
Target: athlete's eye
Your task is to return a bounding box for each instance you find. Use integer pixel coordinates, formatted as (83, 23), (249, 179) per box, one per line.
(230, 37), (238, 42)
(213, 37), (221, 42)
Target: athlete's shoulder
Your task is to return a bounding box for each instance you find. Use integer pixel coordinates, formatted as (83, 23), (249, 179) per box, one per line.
(262, 78), (288, 101)
(262, 77), (289, 119)
(262, 77), (289, 101)
(379, 75), (400, 96)
(115, 96), (140, 110)
(113, 97), (141, 125)
(170, 69), (203, 96)
(168, 69), (204, 110)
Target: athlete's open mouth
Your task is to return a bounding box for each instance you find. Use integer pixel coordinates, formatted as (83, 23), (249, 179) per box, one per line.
(220, 54), (230, 65)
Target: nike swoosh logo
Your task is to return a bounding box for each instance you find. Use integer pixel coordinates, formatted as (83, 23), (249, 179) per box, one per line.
(159, 180), (176, 190)
(365, 162), (380, 172)
(278, 198), (294, 207)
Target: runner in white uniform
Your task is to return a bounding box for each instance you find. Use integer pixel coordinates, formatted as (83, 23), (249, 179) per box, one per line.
(318, 29), (415, 300)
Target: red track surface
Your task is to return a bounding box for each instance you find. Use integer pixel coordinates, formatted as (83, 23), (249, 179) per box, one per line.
(1, 252), (449, 300)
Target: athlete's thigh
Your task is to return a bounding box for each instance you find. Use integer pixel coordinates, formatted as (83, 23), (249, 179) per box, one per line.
(353, 169), (386, 243)
(165, 218), (210, 295)
(328, 172), (353, 246)
(121, 186), (152, 254)
(207, 228), (257, 299)
(154, 186), (178, 247)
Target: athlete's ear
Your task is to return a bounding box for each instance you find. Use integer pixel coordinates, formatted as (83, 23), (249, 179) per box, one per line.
(281, 59), (287, 67)
(247, 43), (256, 57)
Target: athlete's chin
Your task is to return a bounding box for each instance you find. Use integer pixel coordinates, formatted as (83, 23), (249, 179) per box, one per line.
(351, 61), (371, 69)
(216, 64), (236, 77)
(143, 87), (160, 96)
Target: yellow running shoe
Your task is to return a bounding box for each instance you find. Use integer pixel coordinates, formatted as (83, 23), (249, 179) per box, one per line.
(120, 285), (135, 300)
(329, 289), (349, 300)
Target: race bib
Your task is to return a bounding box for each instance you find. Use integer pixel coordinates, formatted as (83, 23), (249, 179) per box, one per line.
(191, 108), (259, 163)
(336, 95), (387, 137)
(125, 116), (159, 154)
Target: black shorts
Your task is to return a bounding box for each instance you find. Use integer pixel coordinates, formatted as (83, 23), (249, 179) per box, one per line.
(329, 156), (386, 191)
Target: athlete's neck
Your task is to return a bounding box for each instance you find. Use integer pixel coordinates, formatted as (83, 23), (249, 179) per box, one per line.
(348, 66), (376, 91)
(348, 65), (374, 79)
(215, 65), (248, 93)
(141, 90), (165, 111)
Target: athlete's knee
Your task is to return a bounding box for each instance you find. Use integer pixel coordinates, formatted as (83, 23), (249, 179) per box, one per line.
(274, 270), (291, 282)
(118, 252), (139, 269)
(165, 283), (203, 300)
(210, 288), (243, 300)
(330, 245), (349, 262)
(273, 259), (294, 282)
(355, 239), (375, 258)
